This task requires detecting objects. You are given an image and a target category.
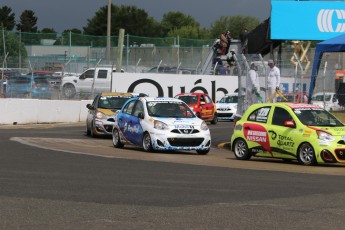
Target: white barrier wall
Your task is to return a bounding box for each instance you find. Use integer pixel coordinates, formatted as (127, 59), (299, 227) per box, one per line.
(0, 73), (303, 125)
(0, 98), (92, 125)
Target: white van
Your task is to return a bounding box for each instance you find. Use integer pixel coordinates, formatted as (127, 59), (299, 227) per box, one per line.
(311, 92), (342, 111)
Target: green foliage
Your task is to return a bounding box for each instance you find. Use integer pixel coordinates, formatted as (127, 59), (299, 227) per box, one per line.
(210, 16), (261, 39)
(0, 6), (15, 30)
(0, 30), (27, 67)
(161, 12), (200, 35)
(83, 4), (160, 37)
(167, 25), (210, 40)
(16, 10), (38, 32)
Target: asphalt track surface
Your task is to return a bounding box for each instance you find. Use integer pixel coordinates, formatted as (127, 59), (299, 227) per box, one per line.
(1, 122), (345, 229)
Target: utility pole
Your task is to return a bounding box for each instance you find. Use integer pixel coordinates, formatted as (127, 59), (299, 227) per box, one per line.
(106, 0), (111, 64)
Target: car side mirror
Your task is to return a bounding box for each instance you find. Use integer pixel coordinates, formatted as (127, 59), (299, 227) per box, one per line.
(79, 75), (85, 80)
(138, 112), (144, 119)
(86, 104), (95, 110)
(284, 120), (296, 128)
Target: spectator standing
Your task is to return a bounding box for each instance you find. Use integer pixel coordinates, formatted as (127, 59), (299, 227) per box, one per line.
(247, 63), (260, 104)
(219, 31), (229, 55)
(267, 59), (281, 102)
(224, 31), (232, 55)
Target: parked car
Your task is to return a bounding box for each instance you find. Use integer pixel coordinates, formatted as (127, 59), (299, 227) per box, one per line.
(216, 93), (238, 121)
(311, 92), (342, 111)
(112, 96), (211, 154)
(231, 102), (345, 165)
(26, 70), (61, 89)
(277, 92), (308, 103)
(174, 92), (218, 124)
(5, 75), (52, 99)
(86, 92), (137, 137)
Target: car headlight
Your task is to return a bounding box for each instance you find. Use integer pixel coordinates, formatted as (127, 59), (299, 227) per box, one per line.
(154, 120), (169, 130)
(96, 111), (107, 120)
(200, 121), (209, 131)
(316, 130), (335, 141)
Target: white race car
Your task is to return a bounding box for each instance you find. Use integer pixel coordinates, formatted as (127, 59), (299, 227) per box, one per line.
(112, 96), (211, 154)
(216, 93), (238, 121)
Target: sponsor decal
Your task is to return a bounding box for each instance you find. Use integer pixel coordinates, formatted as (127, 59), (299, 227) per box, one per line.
(317, 9), (345, 33)
(243, 123), (271, 153)
(277, 135), (295, 148)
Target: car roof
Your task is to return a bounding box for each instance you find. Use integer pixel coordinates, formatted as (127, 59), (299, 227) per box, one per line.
(141, 97), (184, 103)
(248, 102), (321, 110)
(99, 92), (134, 97)
(175, 92), (208, 96)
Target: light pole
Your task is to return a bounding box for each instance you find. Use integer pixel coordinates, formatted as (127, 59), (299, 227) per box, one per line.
(106, 0), (111, 64)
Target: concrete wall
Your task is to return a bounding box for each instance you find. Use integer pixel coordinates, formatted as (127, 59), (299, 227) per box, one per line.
(0, 99), (92, 125)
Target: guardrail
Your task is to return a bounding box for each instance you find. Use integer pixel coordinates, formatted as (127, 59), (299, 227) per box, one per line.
(0, 98), (92, 125)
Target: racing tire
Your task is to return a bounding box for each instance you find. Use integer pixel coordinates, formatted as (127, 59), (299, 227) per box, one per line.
(196, 148), (210, 155)
(62, 84), (76, 99)
(297, 143), (317, 166)
(233, 138), (251, 160)
(112, 128), (124, 148)
(211, 113), (218, 125)
(90, 123), (97, 138)
(142, 132), (153, 152)
(86, 124), (91, 136)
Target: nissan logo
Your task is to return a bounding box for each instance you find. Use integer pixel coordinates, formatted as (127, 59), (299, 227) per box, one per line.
(317, 9), (345, 32)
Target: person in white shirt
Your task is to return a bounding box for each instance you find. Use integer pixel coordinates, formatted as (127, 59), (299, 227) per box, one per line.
(267, 59), (281, 102)
(247, 62), (260, 105)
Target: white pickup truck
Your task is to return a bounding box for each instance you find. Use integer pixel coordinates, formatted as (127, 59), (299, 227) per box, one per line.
(60, 67), (123, 99)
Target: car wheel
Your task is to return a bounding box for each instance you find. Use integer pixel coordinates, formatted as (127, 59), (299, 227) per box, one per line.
(62, 84), (76, 99)
(297, 143), (317, 166)
(90, 123), (97, 138)
(86, 123), (91, 136)
(233, 138), (251, 160)
(211, 113), (218, 124)
(142, 132), (153, 152)
(196, 148), (210, 155)
(112, 128), (124, 148)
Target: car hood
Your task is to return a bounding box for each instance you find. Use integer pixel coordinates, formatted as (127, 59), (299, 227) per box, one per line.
(311, 126), (345, 136)
(98, 108), (119, 116)
(156, 117), (202, 126)
(216, 103), (236, 109)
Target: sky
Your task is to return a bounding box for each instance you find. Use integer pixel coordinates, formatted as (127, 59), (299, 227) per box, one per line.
(2, 0), (272, 32)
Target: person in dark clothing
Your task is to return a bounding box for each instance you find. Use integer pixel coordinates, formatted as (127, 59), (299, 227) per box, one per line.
(224, 31), (232, 55)
(240, 28), (249, 54)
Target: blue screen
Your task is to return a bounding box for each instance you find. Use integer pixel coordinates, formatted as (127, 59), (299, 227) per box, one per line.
(271, 1), (345, 40)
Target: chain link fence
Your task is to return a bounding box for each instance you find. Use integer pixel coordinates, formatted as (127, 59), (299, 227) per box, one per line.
(1, 30), (345, 108)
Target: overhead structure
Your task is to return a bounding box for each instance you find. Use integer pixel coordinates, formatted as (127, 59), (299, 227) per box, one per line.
(309, 33), (345, 102)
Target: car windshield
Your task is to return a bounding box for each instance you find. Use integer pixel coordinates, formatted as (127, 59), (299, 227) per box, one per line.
(175, 95), (198, 104)
(294, 108), (344, 127)
(98, 96), (132, 109)
(312, 94), (332, 101)
(146, 101), (195, 118)
(219, 96), (238, 103)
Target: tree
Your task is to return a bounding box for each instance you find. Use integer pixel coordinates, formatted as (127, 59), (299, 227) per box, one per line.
(41, 28), (56, 33)
(83, 4), (160, 37)
(161, 12), (200, 35)
(0, 6), (16, 30)
(210, 16), (260, 40)
(167, 25), (210, 39)
(16, 10), (38, 32)
(0, 31), (27, 68)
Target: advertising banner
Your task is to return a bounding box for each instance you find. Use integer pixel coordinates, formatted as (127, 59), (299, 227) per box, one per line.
(271, 1), (345, 40)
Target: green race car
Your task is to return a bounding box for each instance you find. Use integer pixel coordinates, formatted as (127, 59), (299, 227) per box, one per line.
(231, 103), (345, 165)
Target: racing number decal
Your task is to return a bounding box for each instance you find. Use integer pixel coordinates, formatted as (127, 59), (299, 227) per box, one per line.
(243, 123), (272, 153)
